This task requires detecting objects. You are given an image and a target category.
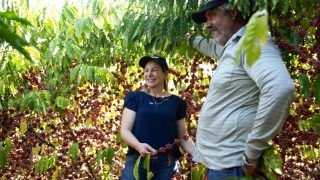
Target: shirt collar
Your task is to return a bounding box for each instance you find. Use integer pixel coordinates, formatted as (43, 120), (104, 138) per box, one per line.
(224, 26), (246, 47)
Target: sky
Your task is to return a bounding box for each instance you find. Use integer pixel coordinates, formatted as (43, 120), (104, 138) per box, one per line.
(29, 0), (75, 9)
(0, 0), (69, 15)
(28, 0), (79, 15)
(21, 0), (97, 20)
(24, 0), (124, 17)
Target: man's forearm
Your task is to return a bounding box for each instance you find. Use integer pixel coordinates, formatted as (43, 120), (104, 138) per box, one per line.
(191, 37), (222, 59)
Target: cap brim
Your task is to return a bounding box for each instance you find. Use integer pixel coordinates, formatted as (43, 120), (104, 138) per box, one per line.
(192, 9), (208, 24)
(192, 0), (228, 24)
(139, 56), (152, 68)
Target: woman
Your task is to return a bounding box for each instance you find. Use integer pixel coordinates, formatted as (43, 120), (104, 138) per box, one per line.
(120, 55), (195, 179)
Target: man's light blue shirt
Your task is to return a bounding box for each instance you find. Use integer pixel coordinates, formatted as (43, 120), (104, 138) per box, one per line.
(192, 27), (295, 170)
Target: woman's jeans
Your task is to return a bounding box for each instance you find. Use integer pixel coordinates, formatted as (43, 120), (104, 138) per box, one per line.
(121, 154), (177, 180)
(206, 166), (245, 180)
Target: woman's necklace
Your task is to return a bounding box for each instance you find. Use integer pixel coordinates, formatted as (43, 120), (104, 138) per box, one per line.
(147, 90), (169, 105)
(150, 95), (168, 105)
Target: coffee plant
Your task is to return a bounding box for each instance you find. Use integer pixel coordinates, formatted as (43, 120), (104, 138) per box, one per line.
(0, 0), (319, 179)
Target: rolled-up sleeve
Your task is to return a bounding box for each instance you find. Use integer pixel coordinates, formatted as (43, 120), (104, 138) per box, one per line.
(192, 37), (224, 59)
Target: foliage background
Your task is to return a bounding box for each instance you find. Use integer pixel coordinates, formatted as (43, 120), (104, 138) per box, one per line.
(0, 0), (319, 179)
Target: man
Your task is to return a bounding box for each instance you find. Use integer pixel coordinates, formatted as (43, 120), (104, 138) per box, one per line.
(187, 0), (295, 179)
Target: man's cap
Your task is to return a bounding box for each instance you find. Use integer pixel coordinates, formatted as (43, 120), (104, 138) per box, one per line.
(139, 55), (169, 72)
(192, 0), (228, 24)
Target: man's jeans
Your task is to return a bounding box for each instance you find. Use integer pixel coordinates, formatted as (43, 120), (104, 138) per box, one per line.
(206, 166), (245, 180)
(121, 154), (177, 180)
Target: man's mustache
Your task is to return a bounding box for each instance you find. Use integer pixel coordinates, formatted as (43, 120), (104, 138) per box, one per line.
(207, 26), (217, 33)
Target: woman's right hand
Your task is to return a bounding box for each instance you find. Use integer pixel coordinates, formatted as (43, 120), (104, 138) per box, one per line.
(136, 143), (157, 157)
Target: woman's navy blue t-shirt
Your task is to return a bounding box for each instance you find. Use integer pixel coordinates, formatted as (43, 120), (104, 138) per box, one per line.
(123, 91), (187, 157)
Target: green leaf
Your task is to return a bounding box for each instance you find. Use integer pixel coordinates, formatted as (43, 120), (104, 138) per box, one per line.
(88, 66), (95, 83)
(143, 154), (150, 171)
(309, 115), (320, 132)
(0, 26), (31, 60)
(131, 15), (145, 42)
(35, 156), (54, 174)
(43, 38), (58, 62)
(65, 40), (75, 58)
(56, 96), (69, 109)
(147, 172), (154, 180)
(191, 164), (206, 180)
(48, 155), (57, 167)
(124, 14), (142, 50)
(39, 91), (51, 114)
(0, 11), (32, 26)
(0, 80), (5, 95)
(0, 138), (12, 171)
(33, 146), (41, 156)
(25, 46), (41, 64)
(68, 143), (79, 163)
(314, 75), (320, 104)
(133, 156), (141, 180)
(70, 64), (82, 82)
(74, 18), (93, 39)
(93, 16), (105, 29)
(96, 148), (105, 163)
(29, 92), (36, 110)
(237, 9), (269, 67)
(271, 0), (281, 10)
(62, 6), (77, 21)
(298, 119), (310, 132)
(0, 143), (5, 170)
(302, 146), (318, 161)
(78, 64), (88, 83)
(141, 151), (153, 180)
(85, 117), (93, 127)
(17, 91), (51, 114)
(35, 157), (42, 173)
(20, 119), (28, 136)
(280, 1), (289, 14)
(263, 147), (282, 169)
(107, 147), (114, 165)
(43, 156), (49, 172)
(96, 147), (114, 165)
(262, 146), (282, 178)
(146, 16), (159, 42)
(299, 73), (311, 99)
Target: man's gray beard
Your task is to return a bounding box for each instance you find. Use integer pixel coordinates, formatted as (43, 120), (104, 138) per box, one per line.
(212, 35), (224, 46)
(212, 26), (233, 46)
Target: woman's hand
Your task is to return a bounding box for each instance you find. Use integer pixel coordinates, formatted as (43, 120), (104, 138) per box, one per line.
(136, 143), (156, 157)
